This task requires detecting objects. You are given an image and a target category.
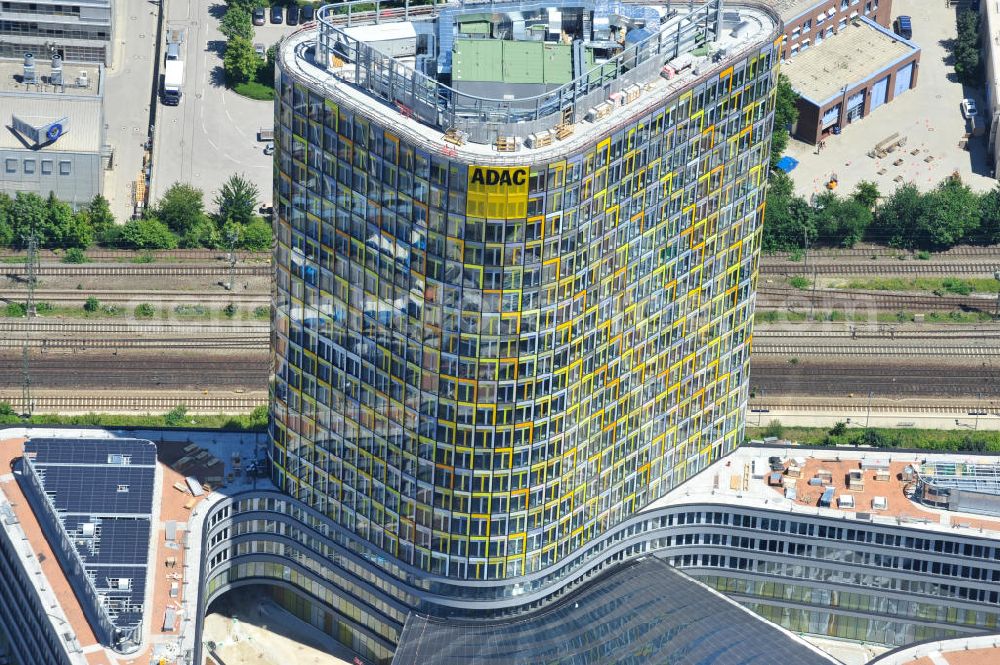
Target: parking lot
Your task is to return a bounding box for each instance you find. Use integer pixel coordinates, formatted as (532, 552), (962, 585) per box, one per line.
(150, 1), (304, 210)
(785, 0), (996, 200)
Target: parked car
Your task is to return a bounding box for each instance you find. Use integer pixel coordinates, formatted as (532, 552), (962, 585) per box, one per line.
(259, 204), (274, 215)
(961, 98), (978, 119)
(270, 5), (283, 23)
(301, 4), (315, 21)
(894, 15), (912, 40)
(263, 143), (275, 155)
(287, 5), (300, 25)
(252, 7), (266, 25)
(254, 42), (266, 59)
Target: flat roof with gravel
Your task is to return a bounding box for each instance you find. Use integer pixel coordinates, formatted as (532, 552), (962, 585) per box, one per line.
(782, 18), (917, 104)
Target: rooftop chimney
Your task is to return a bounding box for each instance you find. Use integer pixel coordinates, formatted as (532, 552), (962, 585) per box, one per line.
(23, 53), (36, 84)
(50, 54), (63, 86)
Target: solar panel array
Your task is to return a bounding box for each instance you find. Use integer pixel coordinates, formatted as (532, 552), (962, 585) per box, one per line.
(392, 558), (838, 665)
(23, 437), (157, 637)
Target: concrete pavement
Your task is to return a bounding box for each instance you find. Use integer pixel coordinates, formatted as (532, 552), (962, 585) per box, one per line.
(101, 0), (158, 221)
(150, 0), (285, 212)
(785, 0), (997, 200)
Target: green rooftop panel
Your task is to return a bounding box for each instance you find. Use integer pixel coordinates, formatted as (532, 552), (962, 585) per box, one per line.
(452, 39), (504, 82)
(502, 41), (544, 84)
(542, 43), (573, 84)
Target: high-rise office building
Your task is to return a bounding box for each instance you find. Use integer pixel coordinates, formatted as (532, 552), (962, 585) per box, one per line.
(270, 0), (781, 658)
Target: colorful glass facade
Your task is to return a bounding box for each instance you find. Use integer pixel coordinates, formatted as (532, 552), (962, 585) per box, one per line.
(271, 0), (781, 589)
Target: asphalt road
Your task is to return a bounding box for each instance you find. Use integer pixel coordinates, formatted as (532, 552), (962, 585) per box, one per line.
(150, 0), (289, 209)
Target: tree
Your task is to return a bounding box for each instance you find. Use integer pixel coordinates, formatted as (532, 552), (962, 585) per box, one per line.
(978, 185), (1000, 244)
(829, 422), (847, 437)
(813, 193), (872, 248)
(916, 176), (980, 249)
(63, 247), (86, 263)
(0, 194), (13, 248)
(763, 172), (816, 251)
(118, 218), (178, 250)
(83, 194), (115, 236)
(240, 217), (272, 250)
(215, 173), (260, 225)
(224, 35), (261, 86)
(180, 217), (222, 249)
(9, 192), (48, 247)
(154, 183), (207, 236)
(220, 6), (254, 41)
(871, 184), (922, 247)
(953, 10), (981, 86)
(770, 74), (800, 168)
(851, 181), (880, 211)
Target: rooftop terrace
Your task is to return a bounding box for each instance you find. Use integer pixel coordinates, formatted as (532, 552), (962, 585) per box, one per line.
(649, 445), (1000, 539)
(284, 0), (780, 148)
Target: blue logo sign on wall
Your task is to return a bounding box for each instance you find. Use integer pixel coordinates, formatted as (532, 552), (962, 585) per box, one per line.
(46, 124), (63, 141)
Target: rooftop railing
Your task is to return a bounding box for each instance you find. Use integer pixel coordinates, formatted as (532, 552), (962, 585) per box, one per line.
(315, 0), (734, 139)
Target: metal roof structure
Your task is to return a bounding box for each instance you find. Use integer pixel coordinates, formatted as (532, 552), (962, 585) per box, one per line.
(391, 557), (839, 665)
(20, 437), (157, 652)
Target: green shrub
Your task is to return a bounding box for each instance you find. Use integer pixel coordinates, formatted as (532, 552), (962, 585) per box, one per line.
(789, 276), (811, 289)
(941, 278), (972, 295)
(134, 303), (156, 318)
(763, 420), (784, 439)
(224, 303), (238, 318)
(132, 252), (155, 264)
(63, 247), (87, 263)
(234, 81), (274, 101)
(84, 296), (100, 312)
(5, 303), (26, 317)
(174, 304), (208, 317)
(916, 250), (931, 260)
(35, 302), (52, 314)
(253, 305), (270, 319)
(164, 405), (188, 427)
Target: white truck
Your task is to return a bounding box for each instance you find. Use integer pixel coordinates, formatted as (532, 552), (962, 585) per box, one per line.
(162, 59), (184, 105)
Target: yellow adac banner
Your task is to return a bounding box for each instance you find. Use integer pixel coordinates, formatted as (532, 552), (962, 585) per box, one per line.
(466, 165), (529, 219)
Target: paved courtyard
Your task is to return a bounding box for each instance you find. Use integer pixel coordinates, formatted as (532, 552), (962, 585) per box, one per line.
(101, 0), (158, 221)
(785, 0), (996, 200)
(149, 1), (300, 211)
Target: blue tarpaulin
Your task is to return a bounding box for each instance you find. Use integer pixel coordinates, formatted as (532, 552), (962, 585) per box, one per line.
(776, 156), (799, 173)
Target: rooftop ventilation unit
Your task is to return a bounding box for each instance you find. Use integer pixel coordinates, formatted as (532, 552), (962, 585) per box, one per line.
(23, 53), (36, 84)
(76, 70), (89, 87)
(50, 55), (63, 86)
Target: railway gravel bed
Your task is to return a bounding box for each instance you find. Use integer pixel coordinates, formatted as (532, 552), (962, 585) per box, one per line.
(0, 290), (268, 306)
(749, 362), (1000, 399)
(0, 352), (269, 390)
(757, 287), (995, 312)
(760, 262), (999, 276)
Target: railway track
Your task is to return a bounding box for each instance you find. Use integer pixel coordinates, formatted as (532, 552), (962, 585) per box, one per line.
(747, 401), (996, 414)
(755, 328), (1000, 340)
(0, 320), (269, 335)
(757, 287), (994, 311)
(2, 264), (271, 278)
(0, 355), (269, 389)
(760, 262), (1000, 276)
(753, 344), (1000, 356)
(0, 337), (267, 350)
(0, 395), (266, 412)
(0, 290), (269, 306)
